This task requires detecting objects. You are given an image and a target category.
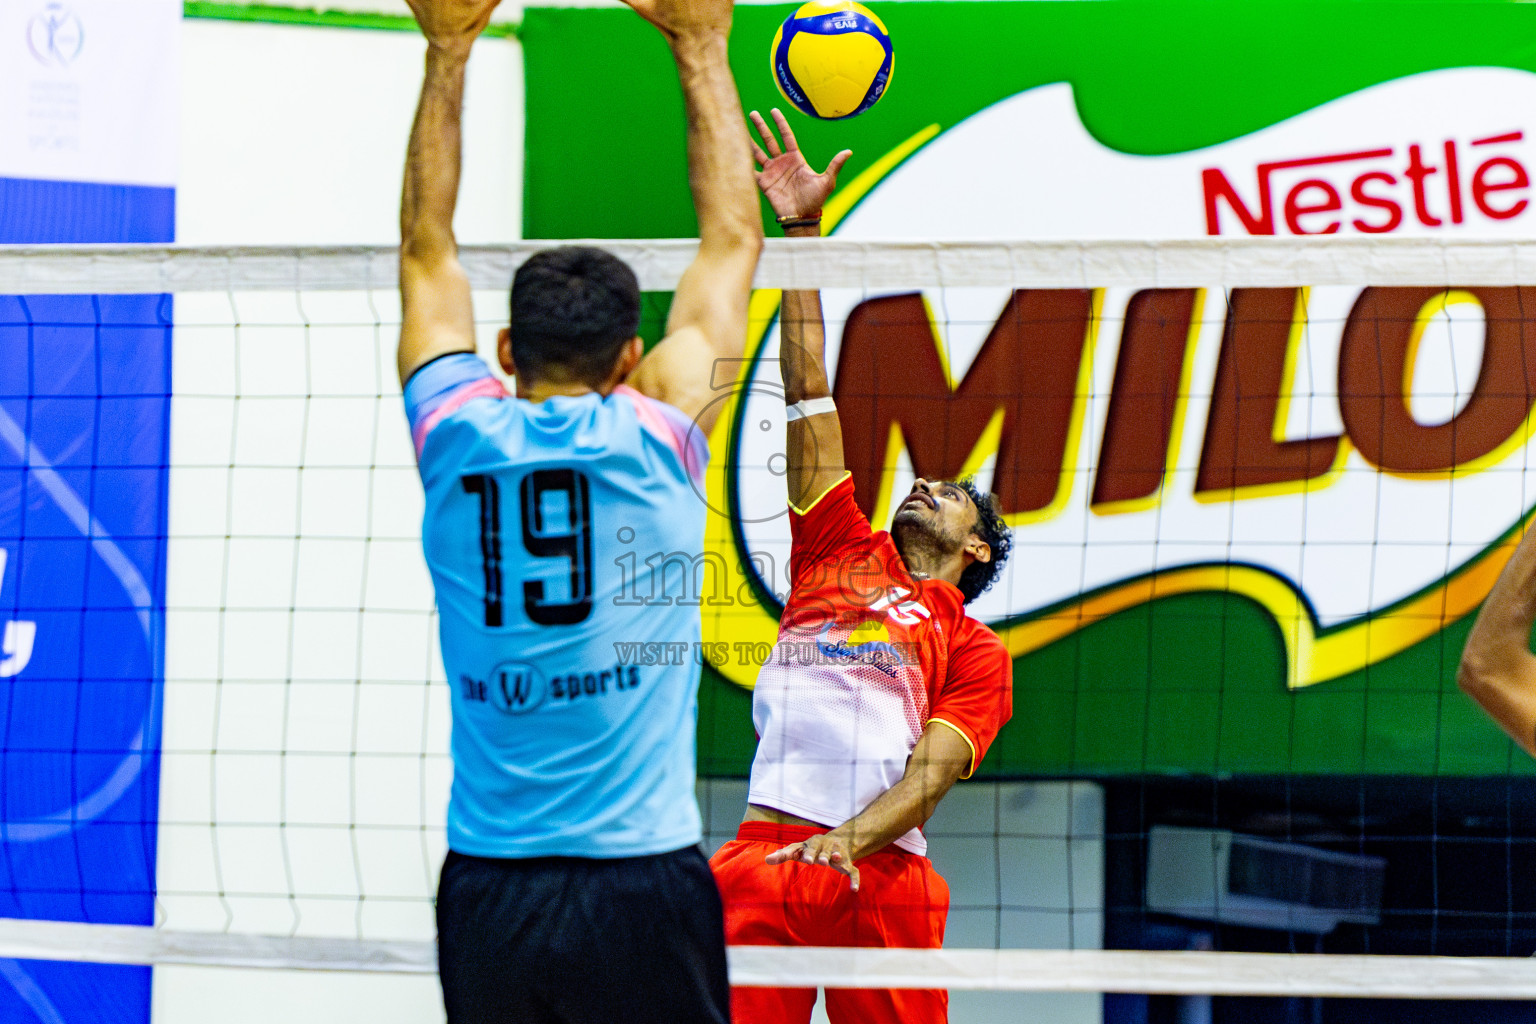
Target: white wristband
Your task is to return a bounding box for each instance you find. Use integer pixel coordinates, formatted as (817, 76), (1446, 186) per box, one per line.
(786, 397), (837, 422)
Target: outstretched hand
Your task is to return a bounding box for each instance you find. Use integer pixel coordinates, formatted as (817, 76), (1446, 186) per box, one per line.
(620, 0), (733, 42)
(750, 109), (852, 224)
(765, 833), (862, 891)
(404, 0), (504, 55)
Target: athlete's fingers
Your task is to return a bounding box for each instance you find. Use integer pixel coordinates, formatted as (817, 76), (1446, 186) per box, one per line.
(771, 108), (799, 154)
(749, 110), (782, 158)
(765, 841), (805, 865)
(751, 140), (769, 168)
(812, 841), (850, 871)
(824, 149), (853, 184)
(847, 862), (861, 892)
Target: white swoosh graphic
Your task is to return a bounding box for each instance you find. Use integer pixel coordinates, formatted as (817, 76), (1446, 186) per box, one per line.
(0, 401), (162, 843)
(0, 958), (68, 1024)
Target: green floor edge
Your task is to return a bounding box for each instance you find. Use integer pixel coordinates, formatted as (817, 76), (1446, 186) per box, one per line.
(182, 2), (520, 39)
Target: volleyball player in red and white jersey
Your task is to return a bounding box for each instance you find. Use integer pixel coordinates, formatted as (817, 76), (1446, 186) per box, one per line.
(708, 111), (1015, 1024)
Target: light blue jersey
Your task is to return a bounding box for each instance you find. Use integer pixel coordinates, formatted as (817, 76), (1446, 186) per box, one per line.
(404, 353), (711, 859)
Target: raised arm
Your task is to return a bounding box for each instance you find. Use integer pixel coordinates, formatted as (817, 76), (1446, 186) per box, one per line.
(396, 0), (503, 387)
(749, 111), (852, 509)
(1460, 522), (1536, 756)
(623, 0), (763, 434)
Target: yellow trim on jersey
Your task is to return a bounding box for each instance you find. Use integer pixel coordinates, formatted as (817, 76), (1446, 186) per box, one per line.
(926, 717), (978, 779)
(788, 471), (854, 517)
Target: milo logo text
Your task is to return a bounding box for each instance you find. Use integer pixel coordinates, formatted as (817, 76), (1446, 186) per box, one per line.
(832, 287), (1536, 519)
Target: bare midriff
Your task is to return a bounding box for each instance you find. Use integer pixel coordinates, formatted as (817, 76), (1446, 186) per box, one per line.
(744, 804), (829, 828)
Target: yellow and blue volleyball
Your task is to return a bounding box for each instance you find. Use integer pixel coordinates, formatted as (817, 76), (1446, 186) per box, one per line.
(770, 1), (893, 120)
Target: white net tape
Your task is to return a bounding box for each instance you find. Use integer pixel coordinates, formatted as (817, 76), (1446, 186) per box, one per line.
(7, 237), (1536, 293)
(2, 240), (1534, 998)
(2, 918), (1535, 998)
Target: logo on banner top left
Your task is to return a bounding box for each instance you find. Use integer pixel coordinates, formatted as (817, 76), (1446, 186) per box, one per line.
(27, 3), (84, 68)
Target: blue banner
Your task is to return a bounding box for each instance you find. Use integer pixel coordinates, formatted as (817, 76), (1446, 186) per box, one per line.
(0, 180), (171, 1023)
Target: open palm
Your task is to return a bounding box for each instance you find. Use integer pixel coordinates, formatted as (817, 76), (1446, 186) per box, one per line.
(750, 109), (852, 222)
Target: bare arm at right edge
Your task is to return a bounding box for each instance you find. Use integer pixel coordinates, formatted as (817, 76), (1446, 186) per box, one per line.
(624, 0), (763, 435)
(1460, 522), (1536, 756)
(749, 109), (853, 510)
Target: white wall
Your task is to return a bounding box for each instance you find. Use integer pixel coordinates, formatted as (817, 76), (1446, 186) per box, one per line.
(154, 966), (447, 1024)
(177, 18), (521, 245)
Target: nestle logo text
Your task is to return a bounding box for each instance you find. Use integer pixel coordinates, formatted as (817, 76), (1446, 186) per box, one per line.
(1203, 132), (1529, 235)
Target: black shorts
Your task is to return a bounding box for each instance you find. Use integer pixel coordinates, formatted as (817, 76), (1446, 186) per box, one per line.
(436, 846), (730, 1024)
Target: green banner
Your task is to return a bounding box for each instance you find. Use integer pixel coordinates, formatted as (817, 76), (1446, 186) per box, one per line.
(523, 1), (1536, 778)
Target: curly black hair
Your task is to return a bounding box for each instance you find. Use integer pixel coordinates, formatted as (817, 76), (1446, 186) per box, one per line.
(953, 477), (1012, 604)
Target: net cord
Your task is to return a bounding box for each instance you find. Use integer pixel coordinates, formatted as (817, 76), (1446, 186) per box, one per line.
(3, 238), (1536, 292)
(0, 919), (1533, 997)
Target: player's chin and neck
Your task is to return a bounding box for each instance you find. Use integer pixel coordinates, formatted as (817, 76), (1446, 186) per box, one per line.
(892, 513), (964, 581)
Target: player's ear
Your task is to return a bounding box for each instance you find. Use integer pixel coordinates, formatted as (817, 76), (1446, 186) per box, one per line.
(497, 327), (515, 377)
(963, 533), (991, 566)
(616, 336), (644, 379)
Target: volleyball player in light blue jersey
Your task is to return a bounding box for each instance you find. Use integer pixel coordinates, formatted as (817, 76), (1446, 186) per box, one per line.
(405, 350), (710, 858)
(396, 0), (761, 1020)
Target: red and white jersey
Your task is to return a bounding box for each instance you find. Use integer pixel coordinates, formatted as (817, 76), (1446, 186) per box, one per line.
(748, 475), (1013, 855)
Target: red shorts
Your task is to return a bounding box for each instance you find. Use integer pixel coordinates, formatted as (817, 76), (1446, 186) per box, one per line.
(710, 821), (949, 1024)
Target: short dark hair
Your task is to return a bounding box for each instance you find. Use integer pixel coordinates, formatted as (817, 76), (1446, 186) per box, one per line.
(954, 477), (1012, 604)
(510, 246), (641, 386)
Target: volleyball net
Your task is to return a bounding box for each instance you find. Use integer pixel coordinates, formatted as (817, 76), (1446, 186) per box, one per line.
(4, 238), (1536, 1004)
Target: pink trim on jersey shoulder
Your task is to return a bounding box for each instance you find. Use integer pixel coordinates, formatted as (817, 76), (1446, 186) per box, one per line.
(613, 384), (702, 479)
(614, 385), (682, 455)
(412, 377), (509, 456)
